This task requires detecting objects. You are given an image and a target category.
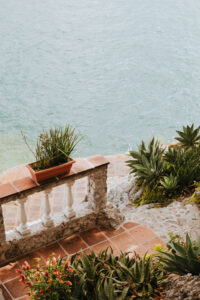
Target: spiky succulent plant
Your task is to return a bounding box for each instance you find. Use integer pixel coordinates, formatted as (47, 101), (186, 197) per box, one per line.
(71, 248), (166, 300)
(175, 124), (200, 149)
(160, 173), (178, 192)
(127, 138), (165, 188)
(157, 234), (200, 275)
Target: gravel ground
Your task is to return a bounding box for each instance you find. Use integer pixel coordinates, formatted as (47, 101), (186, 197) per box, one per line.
(108, 175), (200, 242)
(162, 274), (200, 300)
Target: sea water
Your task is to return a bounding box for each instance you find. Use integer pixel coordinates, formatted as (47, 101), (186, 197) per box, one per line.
(1, 0), (200, 173)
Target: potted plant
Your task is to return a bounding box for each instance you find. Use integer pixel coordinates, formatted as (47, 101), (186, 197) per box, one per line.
(22, 124), (81, 183)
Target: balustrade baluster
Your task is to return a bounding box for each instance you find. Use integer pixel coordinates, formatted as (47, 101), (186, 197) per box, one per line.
(17, 198), (30, 235)
(42, 189), (53, 227)
(65, 180), (76, 219)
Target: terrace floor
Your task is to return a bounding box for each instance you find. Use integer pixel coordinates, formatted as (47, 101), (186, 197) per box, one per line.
(0, 222), (165, 300)
(0, 155), (165, 299)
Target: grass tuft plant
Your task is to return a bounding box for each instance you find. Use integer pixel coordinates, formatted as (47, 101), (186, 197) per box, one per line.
(22, 124), (81, 171)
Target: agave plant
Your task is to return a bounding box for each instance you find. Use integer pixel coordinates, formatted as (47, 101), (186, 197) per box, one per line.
(71, 248), (166, 300)
(164, 146), (200, 189)
(127, 138), (165, 188)
(175, 124), (200, 149)
(157, 234), (200, 275)
(116, 254), (166, 299)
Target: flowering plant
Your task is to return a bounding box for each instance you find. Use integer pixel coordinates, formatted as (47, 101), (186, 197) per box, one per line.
(16, 256), (74, 300)
(22, 124), (81, 171)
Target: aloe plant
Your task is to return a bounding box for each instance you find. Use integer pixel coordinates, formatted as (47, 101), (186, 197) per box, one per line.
(157, 234), (200, 275)
(71, 248), (166, 300)
(160, 174), (178, 192)
(175, 124), (200, 149)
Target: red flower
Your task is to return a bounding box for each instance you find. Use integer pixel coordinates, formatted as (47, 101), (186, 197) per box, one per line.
(44, 270), (49, 276)
(46, 260), (50, 266)
(19, 274), (26, 281)
(16, 269), (22, 274)
(40, 289), (45, 295)
(67, 268), (73, 273)
(24, 261), (30, 270)
(22, 261), (30, 270)
(53, 270), (62, 277)
(36, 266), (40, 271)
(59, 279), (63, 283)
(19, 274), (26, 285)
(22, 264), (27, 270)
(65, 261), (70, 268)
(66, 281), (72, 286)
(52, 257), (57, 264)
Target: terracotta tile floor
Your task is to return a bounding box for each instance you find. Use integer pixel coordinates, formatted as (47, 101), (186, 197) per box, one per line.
(0, 222), (165, 300)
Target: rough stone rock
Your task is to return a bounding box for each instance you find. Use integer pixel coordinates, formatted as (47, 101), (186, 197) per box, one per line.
(163, 274), (200, 300)
(107, 174), (142, 208)
(96, 204), (125, 229)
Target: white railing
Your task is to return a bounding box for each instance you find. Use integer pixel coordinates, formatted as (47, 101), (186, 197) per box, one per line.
(0, 156), (121, 266)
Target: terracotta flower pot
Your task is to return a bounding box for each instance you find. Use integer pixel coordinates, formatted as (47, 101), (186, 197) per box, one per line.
(26, 159), (75, 183)
(168, 142), (181, 148)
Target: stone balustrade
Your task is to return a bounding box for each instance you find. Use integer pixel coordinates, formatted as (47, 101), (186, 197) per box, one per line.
(0, 155), (124, 266)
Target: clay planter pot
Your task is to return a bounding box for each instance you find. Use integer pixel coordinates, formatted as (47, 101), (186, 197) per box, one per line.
(169, 142), (181, 148)
(26, 159), (75, 183)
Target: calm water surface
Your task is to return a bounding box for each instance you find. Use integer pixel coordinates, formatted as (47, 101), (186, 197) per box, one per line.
(1, 0), (200, 172)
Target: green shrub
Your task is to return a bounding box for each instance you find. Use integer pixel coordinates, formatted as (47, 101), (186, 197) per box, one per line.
(127, 126), (200, 206)
(17, 250), (167, 300)
(16, 256), (74, 299)
(127, 138), (165, 188)
(134, 186), (167, 206)
(157, 234), (200, 275)
(175, 124), (200, 149)
(187, 183), (200, 206)
(71, 248), (166, 300)
(22, 124), (81, 171)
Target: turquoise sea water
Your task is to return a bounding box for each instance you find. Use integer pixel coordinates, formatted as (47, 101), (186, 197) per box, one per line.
(1, 0), (200, 173)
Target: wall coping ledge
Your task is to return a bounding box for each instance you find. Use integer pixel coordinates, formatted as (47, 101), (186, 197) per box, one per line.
(0, 155), (109, 202)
